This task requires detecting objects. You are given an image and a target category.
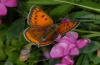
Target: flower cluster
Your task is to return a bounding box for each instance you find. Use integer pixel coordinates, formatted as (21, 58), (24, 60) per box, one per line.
(44, 18), (91, 65)
(50, 31), (90, 65)
(0, 0), (17, 24)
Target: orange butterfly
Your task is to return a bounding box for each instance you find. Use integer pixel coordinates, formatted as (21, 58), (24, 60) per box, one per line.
(24, 6), (79, 47)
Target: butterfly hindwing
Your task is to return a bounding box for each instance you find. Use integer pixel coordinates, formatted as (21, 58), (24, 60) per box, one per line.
(58, 20), (79, 35)
(24, 26), (48, 45)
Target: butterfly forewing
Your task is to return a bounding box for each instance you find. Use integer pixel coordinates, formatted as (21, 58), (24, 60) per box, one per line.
(28, 6), (53, 26)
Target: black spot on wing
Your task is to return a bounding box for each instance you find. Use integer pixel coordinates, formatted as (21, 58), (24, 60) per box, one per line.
(45, 18), (47, 20)
(41, 15), (45, 18)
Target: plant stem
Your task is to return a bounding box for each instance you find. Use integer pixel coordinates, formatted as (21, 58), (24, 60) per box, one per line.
(74, 29), (99, 33)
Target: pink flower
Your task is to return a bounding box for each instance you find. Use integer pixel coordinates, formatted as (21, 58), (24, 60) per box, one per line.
(55, 34), (62, 42)
(50, 31), (91, 65)
(0, 3), (7, 16)
(56, 56), (74, 65)
(61, 56), (74, 65)
(42, 47), (51, 59)
(50, 31), (79, 58)
(0, 0), (17, 16)
(55, 63), (67, 65)
(76, 38), (91, 48)
(1, 0), (17, 7)
(61, 18), (70, 23)
(46, 18), (91, 65)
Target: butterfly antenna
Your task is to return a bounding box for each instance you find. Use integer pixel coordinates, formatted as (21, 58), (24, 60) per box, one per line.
(53, 17), (57, 24)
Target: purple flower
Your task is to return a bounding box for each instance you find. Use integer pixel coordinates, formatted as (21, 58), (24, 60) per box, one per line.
(0, 3), (7, 16)
(43, 18), (91, 65)
(55, 63), (67, 65)
(50, 31), (79, 58)
(50, 31), (91, 65)
(0, 0), (17, 23)
(0, 0), (17, 16)
(61, 56), (74, 65)
(1, 0), (17, 7)
(56, 56), (74, 65)
(61, 18), (70, 23)
(76, 38), (91, 48)
(42, 47), (51, 59)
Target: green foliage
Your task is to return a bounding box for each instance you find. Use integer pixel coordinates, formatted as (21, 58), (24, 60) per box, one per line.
(88, 53), (100, 64)
(0, 0), (100, 65)
(80, 41), (100, 53)
(49, 4), (74, 17)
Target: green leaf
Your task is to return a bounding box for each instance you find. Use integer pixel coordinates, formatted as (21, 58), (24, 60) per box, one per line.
(27, 0), (63, 5)
(54, 0), (100, 12)
(5, 18), (26, 40)
(76, 54), (89, 65)
(81, 54), (89, 65)
(88, 53), (100, 64)
(80, 41), (100, 53)
(70, 11), (91, 19)
(5, 58), (13, 65)
(82, 33), (100, 38)
(0, 49), (7, 60)
(16, 60), (26, 65)
(76, 54), (84, 65)
(49, 4), (74, 17)
(0, 40), (4, 48)
(78, 1), (100, 12)
(49, 59), (59, 65)
(0, 18), (26, 39)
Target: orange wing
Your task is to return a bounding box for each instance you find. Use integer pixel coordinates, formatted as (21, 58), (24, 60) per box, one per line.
(24, 25), (58, 47)
(58, 20), (79, 35)
(24, 6), (56, 46)
(27, 6), (53, 26)
(24, 26), (48, 45)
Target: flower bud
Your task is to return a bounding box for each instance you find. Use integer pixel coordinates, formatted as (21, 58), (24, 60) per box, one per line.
(76, 38), (91, 48)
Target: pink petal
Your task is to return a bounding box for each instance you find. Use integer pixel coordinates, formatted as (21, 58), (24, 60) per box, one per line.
(55, 64), (67, 65)
(76, 38), (91, 48)
(70, 47), (79, 55)
(0, 19), (2, 24)
(0, 3), (7, 16)
(65, 43), (76, 55)
(66, 31), (78, 41)
(43, 49), (51, 59)
(61, 56), (74, 65)
(59, 36), (75, 44)
(55, 34), (62, 42)
(1, 0), (17, 7)
(50, 44), (64, 58)
(61, 18), (70, 23)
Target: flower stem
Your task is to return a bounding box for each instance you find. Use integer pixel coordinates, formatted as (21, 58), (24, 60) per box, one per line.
(74, 29), (99, 33)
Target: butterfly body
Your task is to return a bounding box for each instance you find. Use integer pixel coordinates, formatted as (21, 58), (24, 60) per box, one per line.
(24, 6), (79, 47)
